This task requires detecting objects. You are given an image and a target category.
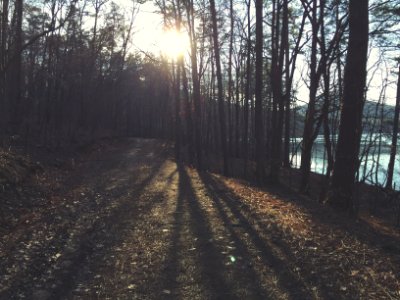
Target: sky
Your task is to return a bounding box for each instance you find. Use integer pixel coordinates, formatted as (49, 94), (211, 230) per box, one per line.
(130, 2), (166, 54)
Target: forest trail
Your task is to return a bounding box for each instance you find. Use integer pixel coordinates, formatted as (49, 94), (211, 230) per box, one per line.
(1, 139), (399, 300)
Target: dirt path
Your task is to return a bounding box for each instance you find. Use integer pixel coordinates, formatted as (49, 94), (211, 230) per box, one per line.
(1, 139), (399, 299)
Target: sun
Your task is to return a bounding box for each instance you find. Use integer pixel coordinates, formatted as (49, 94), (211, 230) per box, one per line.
(160, 29), (190, 59)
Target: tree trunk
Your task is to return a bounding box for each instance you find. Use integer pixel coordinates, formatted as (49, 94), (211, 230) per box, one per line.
(210, 0), (228, 175)
(284, 6), (307, 168)
(180, 58), (195, 164)
(328, 0), (369, 214)
(227, 0), (234, 157)
(175, 60), (181, 159)
(269, 0), (282, 184)
(386, 65), (400, 189)
(8, 0), (23, 133)
(186, 0), (203, 169)
(0, 0), (9, 141)
(255, 0), (264, 182)
(299, 0), (319, 193)
(235, 62), (240, 158)
(243, 0), (251, 177)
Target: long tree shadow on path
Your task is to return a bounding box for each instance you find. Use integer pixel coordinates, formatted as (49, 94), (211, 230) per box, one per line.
(198, 172), (400, 299)
(160, 164), (312, 299)
(197, 171), (313, 300)
(1, 139), (172, 299)
(259, 177), (400, 253)
(49, 153), (169, 299)
(164, 163), (239, 299)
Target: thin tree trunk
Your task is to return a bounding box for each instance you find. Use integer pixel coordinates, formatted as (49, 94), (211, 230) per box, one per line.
(284, 6), (307, 168)
(255, 0), (264, 182)
(0, 0), (9, 141)
(180, 58), (194, 164)
(386, 65), (400, 189)
(243, 0), (251, 177)
(185, 0), (203, 169)
(175, 61), (181, 158)
(227, 0), (234, 157)
(210, 0), (228, 175)
(269, 0), (281, 184)
(235, 62), (241, 158)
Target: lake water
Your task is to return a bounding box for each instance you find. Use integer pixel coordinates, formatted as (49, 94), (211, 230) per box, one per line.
(290, 134), (400, 190)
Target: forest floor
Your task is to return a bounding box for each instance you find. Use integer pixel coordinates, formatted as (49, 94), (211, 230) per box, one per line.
(0, 138), (400, 300)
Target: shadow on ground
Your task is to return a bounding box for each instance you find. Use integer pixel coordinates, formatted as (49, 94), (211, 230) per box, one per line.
(2, 139), (398, 299)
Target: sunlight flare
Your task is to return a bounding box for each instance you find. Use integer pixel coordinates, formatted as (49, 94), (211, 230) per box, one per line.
(160, 29), (190, 58)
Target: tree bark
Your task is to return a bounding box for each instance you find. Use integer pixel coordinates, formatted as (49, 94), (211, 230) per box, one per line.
(299, 0), (319, 193)
(210, 0), (228, 175)
(328, 0), (369, 214)
(243, 0), (251, 177)
(185, 0), (203, 169)
(386, 65), (400, 189)
(0, 0), (9, 141)
(175, 60), (181, 159)
(255, 0), (264, 182)
(227, 0), (234, 157)
(7, 0), (23, 132)
(269, 0), (282, 184)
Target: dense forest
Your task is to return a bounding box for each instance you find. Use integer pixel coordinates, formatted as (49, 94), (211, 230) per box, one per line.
(1, 0), (400, 213)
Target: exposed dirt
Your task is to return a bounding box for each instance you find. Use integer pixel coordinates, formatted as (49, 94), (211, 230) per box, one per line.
(0, 138), (399, 299)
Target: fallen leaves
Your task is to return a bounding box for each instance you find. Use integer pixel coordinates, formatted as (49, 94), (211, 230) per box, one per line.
(214, 173), (400, 299)
(1, 140), (400, 299)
